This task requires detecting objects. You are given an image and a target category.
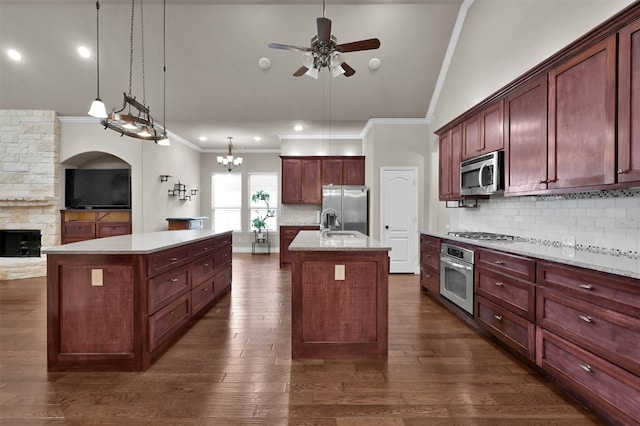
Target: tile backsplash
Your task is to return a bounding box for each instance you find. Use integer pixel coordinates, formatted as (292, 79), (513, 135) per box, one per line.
(452, 188), (640, 257)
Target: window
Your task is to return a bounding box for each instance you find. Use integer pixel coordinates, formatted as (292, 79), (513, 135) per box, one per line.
(211, 173), (241, 232)
(248, 173), (278, 231)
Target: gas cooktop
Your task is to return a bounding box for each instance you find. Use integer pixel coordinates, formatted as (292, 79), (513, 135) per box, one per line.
(448, 231), (517, 241)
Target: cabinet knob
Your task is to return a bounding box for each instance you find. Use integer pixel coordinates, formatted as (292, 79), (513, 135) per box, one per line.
(579, 364), (593, 373)
(578, 315), (593, 323)
(578, 283), (594, 290)
(425, 274), (432, 279)
(170, 278), (179, 282)
(425, 254), (432, 258)
(495, 281), (504, 287)
(494, 314), (503, 321)
(204, 263), (210, 267)
(494, 260), (504, 265)
(171, 257), (179, 261)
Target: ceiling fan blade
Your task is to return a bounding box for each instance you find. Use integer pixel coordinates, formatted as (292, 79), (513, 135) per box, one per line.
(317, 17), (332, 44)
(341, 62), (356, 77)
(269, 43), (312, 52)
(293, 66), (309, 77)
(337, 38), (381, 53)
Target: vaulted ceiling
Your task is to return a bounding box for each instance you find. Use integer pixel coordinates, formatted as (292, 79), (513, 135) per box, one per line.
(0, 0), (463, 150)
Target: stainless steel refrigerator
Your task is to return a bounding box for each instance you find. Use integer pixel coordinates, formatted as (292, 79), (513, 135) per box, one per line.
(321, 185), (369, 235)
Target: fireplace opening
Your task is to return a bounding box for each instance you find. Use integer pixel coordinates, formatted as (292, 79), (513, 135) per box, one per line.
(0, 230), (42, 257)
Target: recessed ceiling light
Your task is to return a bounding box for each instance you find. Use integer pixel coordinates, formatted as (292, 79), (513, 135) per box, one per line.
(199, 136), (207, 141)
(78, 46), (91, 59)
(294, 125), (303, 131)
(7, 49), (22, 62)
(253, 136), (262, 141)
(258, 57), (271, 70)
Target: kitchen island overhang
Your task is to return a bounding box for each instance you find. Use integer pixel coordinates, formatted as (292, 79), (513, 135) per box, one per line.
(42, 230), (232, 372)
(289, 230), (391, 359)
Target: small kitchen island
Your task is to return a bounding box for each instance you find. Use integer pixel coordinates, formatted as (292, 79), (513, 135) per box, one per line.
(43, 229), (232, 372)
(289, 230), (391, 359)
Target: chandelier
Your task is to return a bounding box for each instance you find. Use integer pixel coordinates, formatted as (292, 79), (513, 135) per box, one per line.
(217, 137), (243, 172)
(89, 0), (169, 144)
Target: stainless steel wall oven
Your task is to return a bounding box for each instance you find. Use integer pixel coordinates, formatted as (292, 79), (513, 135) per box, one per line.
(440, 243), (474, 315)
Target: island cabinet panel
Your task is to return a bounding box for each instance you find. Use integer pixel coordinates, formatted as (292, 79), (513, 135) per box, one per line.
(547, 35), (617, 190)
(504, 75), (548, 195)
(618, 18), (640, 184)
(46, 231), (233, 372)
(291, 250), (389, 359)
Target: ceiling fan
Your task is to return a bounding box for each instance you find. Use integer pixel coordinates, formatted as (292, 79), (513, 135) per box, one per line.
(268, 0), (381, 78)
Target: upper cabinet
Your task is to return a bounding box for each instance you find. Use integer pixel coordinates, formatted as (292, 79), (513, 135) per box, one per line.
(618, 19), (640, 184)
(281, 156), (365, 204)
(462, 100), (504, 160)
(438, 124), (462, 201)
(504, 76), (548, 195)
(547, 35), (617, 190)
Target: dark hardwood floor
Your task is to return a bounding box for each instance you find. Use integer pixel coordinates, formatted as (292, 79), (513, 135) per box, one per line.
(1, 253), (602, 425)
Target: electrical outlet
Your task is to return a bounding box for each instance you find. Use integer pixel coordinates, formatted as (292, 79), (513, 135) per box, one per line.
(91, 269), (103, 286)
(334, 265), (345, 281)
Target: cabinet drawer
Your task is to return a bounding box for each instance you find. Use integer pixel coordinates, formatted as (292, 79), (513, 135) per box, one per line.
(147, 246), (190, 277)
(214, 246), (231, 271)
(96, 222), (130, 238)
(191, 254), (215, 286)
(476, 267), (535, 321)
(148, 266), (190, 314)
(538, 330), (640, 425)
(476, 248), (535, 282)
(190, 238), (217, 259)
(148, 293), (191, 352)
(537, 286), (640, 375)
(192, 278), (215, 316)
(537, 261), (640, 317)
(420, 247), (440, 270)
(420, 266), (439, 294)
(421, 234), (440, 249)
(63, 222), (95, 238)
(214, 267), (232, 296)
(476, 295), (535, 360)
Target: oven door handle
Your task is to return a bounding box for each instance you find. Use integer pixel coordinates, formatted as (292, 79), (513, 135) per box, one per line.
(441, 257), (473, 272)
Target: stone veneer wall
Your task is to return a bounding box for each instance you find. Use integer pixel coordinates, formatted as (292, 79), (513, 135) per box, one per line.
(0, 110), (60, 280)
(452, 188), (640, 259)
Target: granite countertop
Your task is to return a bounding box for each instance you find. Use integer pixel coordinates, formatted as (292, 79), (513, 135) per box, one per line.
(422, 231), (640, 280)
(289, 230), (391, 252)
(42, 230), (227, 255)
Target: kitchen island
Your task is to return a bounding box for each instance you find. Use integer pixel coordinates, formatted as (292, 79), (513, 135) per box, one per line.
(43, 230), (232, 372)
(289, 230), (391, 359)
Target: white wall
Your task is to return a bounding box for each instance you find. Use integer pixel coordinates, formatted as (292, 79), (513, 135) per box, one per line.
(280, 138), (362, 156)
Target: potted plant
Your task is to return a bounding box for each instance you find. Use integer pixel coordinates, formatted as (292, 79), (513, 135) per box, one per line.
(251, 190), (275, 241)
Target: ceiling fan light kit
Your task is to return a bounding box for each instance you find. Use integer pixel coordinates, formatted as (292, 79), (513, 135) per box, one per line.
(268, 0), (380, 78)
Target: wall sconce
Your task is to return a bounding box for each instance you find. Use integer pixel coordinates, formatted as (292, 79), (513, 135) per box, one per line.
(159, 174), (172, 182)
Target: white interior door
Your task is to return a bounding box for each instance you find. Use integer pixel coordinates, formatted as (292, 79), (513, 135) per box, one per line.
(381, 168), (418, 273)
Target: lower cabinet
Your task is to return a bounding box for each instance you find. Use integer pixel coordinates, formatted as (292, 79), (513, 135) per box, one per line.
(419, 234), (440, 294)
(280, 225), (318, 268)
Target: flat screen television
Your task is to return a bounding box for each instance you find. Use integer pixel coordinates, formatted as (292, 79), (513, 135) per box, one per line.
(65, 168), (131, 209)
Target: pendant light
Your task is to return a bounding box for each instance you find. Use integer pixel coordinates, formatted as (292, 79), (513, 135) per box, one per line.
(88, 1), (107, 118)
(217, 137), (243, 172)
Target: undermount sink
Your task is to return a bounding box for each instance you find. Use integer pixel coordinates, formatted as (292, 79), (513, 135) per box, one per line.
(324, 231), (361, 238)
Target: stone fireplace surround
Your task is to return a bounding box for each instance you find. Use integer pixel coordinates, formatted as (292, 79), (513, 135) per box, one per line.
(0, 110), (60, 280)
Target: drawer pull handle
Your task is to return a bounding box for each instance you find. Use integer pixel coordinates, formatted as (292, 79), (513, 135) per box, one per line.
(578, 315), (593, 323)
(171, 257), (179, 261)
(425, 241), (432, 245)
(579, 364), (592, 373)
(579, 284), (593, 290)
(425, 254), (432, 258)
(494, 260), (504, 265)
(170, 278), (179, 282)
(495, 281), (504, 287)
(204, 263), (210, 267)
(494, 314), (503, 321)
(425, 274), (432, 278)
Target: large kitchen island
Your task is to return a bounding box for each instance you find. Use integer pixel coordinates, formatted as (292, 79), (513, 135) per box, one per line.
(43, 230), (232, 372)
(289, 230), (391, 359)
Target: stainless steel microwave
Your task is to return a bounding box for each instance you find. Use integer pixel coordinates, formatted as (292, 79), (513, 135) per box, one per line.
(460, 150), (504, 196)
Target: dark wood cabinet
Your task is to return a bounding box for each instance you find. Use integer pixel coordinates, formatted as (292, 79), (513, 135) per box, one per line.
(504, 76), (548, 195)
(547, 35), (617, 190)
(282, 156), (365, 204)
(462, 100), (504, 160)
(61, 209), (131, 244)
(419, 234), (440, 294)
(279, 225), (318, 268)
(438, 124), (462, 201)
(618, 19), (640, 184)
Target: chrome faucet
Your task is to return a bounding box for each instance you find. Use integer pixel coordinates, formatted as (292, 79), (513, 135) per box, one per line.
(319, 208), (339, 233)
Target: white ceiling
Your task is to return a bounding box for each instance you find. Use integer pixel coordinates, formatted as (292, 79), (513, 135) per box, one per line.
(0, 0), (463, 150)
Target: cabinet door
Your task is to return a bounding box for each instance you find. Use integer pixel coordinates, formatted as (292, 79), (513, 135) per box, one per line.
(438, 131), (452, 200)
(482, 100), (504, 153)
(342, 158), (365, 185)
(300, 159), (321, 204)
(438, 124), (462, 200)
(281, 159), (302, 203)
(462, 114), (482, 160)
(548, 35), (616, 190)
(505, 76), (548, 194)
(322, 159), (343, 185)
(618, 19), (640, 184)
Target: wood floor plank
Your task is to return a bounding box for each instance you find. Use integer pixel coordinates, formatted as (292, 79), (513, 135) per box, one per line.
(0, 253), (602, 424)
